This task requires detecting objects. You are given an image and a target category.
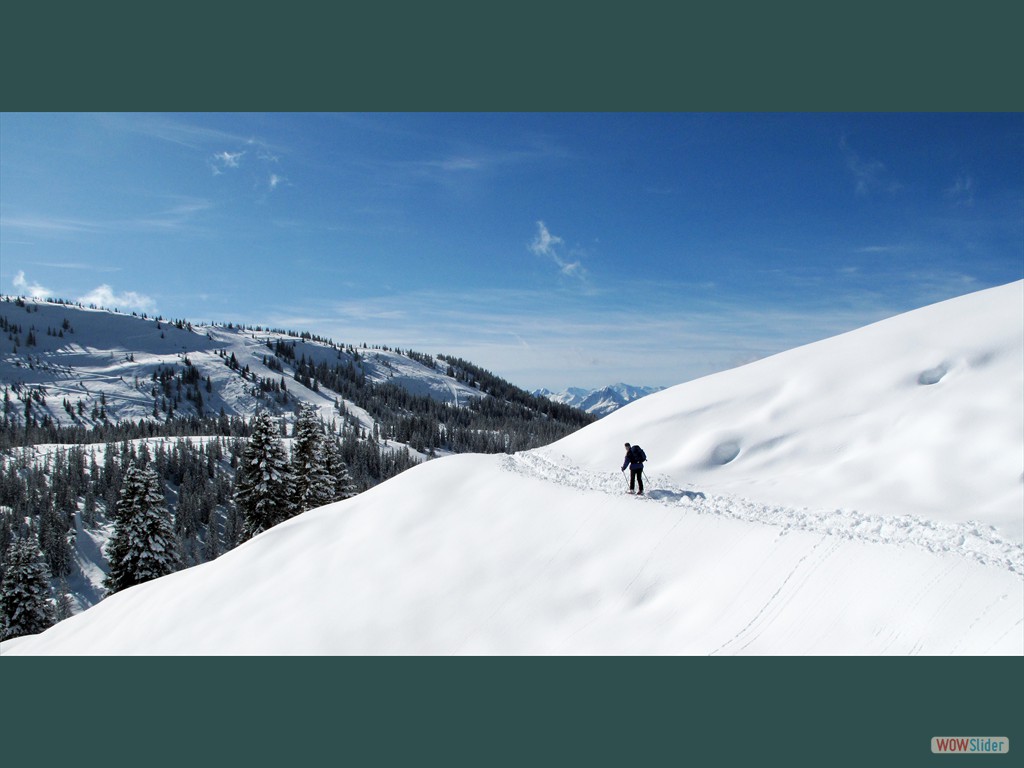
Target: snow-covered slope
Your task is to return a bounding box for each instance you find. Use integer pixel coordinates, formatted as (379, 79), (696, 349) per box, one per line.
(537, 383), (663, 417)
(550, 280), (1024, 542)
(0, 298), (482, 433)
(3, 282), (1021, 655)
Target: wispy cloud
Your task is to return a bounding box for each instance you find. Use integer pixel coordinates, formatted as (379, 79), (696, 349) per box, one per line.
(260, 282), (911, 391)
(2, 198), (213, 238)
(78, 284), (156, 313)
(208, 142), (291, 199)
(104, 115), (289, 194)
(430, 156), (485, 172)
(853, 245), (909, 255)
(382, 154), (496, 191)
(946, 174), (975, 206)
(105, 114), (261, 151)
(12, 271), (52, 299)
(840, 137), (901, 196)
(211, 150), (245, 175)
(1, 215), (105, 235)
(900, 270), (981, 304)
(31, 262), (121, 272)
(529, 221), (585, 279)
(133, 198), (215, 230)
(382, 138), (570, 193)
(530, 221), (563, 257)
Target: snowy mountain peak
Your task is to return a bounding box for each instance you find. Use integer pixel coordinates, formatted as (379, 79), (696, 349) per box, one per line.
(535, 382), (664, 417)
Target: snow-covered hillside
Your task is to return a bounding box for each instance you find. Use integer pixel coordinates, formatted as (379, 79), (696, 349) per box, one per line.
(1, 298), (596, 623)
(536, 383), (663, 417)
(0, 297), (482, 434)
(3, 281), (1021, 655)
(551, 280), (1024, 542)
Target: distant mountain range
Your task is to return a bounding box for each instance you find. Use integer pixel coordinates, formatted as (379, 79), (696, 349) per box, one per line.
(534, 383), (664, 417)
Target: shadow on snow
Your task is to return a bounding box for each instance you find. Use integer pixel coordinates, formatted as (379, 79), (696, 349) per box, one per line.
(645, 488), (706, 502)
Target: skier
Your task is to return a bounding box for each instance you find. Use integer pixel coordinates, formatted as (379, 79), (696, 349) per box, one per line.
(621, 442), (647, 495)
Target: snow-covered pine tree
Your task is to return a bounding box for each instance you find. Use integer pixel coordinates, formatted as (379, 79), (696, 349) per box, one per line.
(291, 403), (335, 513)
(38, 505), (73, 579)
(324, 433), (358, 501)
(1, 537), (56, 640)
(55, 577), (75, 621)
(234, 411), (294, 540)
(103, 461), (180, 595)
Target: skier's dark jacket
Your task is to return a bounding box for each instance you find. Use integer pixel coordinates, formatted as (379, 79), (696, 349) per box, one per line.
(622, 445), (646, 471)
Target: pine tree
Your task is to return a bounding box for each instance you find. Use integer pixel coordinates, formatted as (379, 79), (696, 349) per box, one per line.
(103, 461), (180, 595)
(234, 411), (293, 540)
(1, 537), (56, 640)
(55, 577), (75, 621)
(291, 403), (335, 512)
(202, 519), (220, 561)
(324, 434), (358, 501)
(38, 505), (73, 578)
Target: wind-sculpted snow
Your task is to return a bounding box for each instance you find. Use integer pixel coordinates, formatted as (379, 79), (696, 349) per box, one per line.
(503, 451), (1024, 575)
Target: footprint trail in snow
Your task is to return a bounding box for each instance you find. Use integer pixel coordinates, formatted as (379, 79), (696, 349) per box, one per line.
(501, 451), (1024, 576)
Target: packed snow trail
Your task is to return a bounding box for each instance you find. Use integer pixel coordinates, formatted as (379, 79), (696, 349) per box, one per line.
(502, 451), (1024, 575)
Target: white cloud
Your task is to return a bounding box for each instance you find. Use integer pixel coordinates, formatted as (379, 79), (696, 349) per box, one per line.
(211, 150), (245, 175)
(529, 221), (584, 279)
(529, 221), (563, 257)
(78, 284), (156, 313)
(215, 151), (243, 168)
(558, 259), (583, 277)
(12, 271), (51, 299)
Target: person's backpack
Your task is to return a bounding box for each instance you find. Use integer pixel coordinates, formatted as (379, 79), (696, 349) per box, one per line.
(631, 445), (647, 463)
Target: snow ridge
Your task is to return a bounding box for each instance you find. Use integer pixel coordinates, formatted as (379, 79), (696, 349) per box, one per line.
(503, 451), (1024, 575)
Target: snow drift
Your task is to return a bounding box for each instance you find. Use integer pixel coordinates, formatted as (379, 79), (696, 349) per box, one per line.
(3, 282), (1022, 655)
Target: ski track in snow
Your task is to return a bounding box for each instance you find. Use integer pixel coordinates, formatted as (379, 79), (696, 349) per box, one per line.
(501, 451), (1024, 576)
(709, 535), (834, 656)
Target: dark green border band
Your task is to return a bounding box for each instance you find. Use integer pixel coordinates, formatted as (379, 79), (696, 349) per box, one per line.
(5, 657), (1020, 767)
(3, 1), (1022, 110)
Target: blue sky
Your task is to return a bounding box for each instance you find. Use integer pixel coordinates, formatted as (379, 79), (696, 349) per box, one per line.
(1, 112), (1021, 390)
